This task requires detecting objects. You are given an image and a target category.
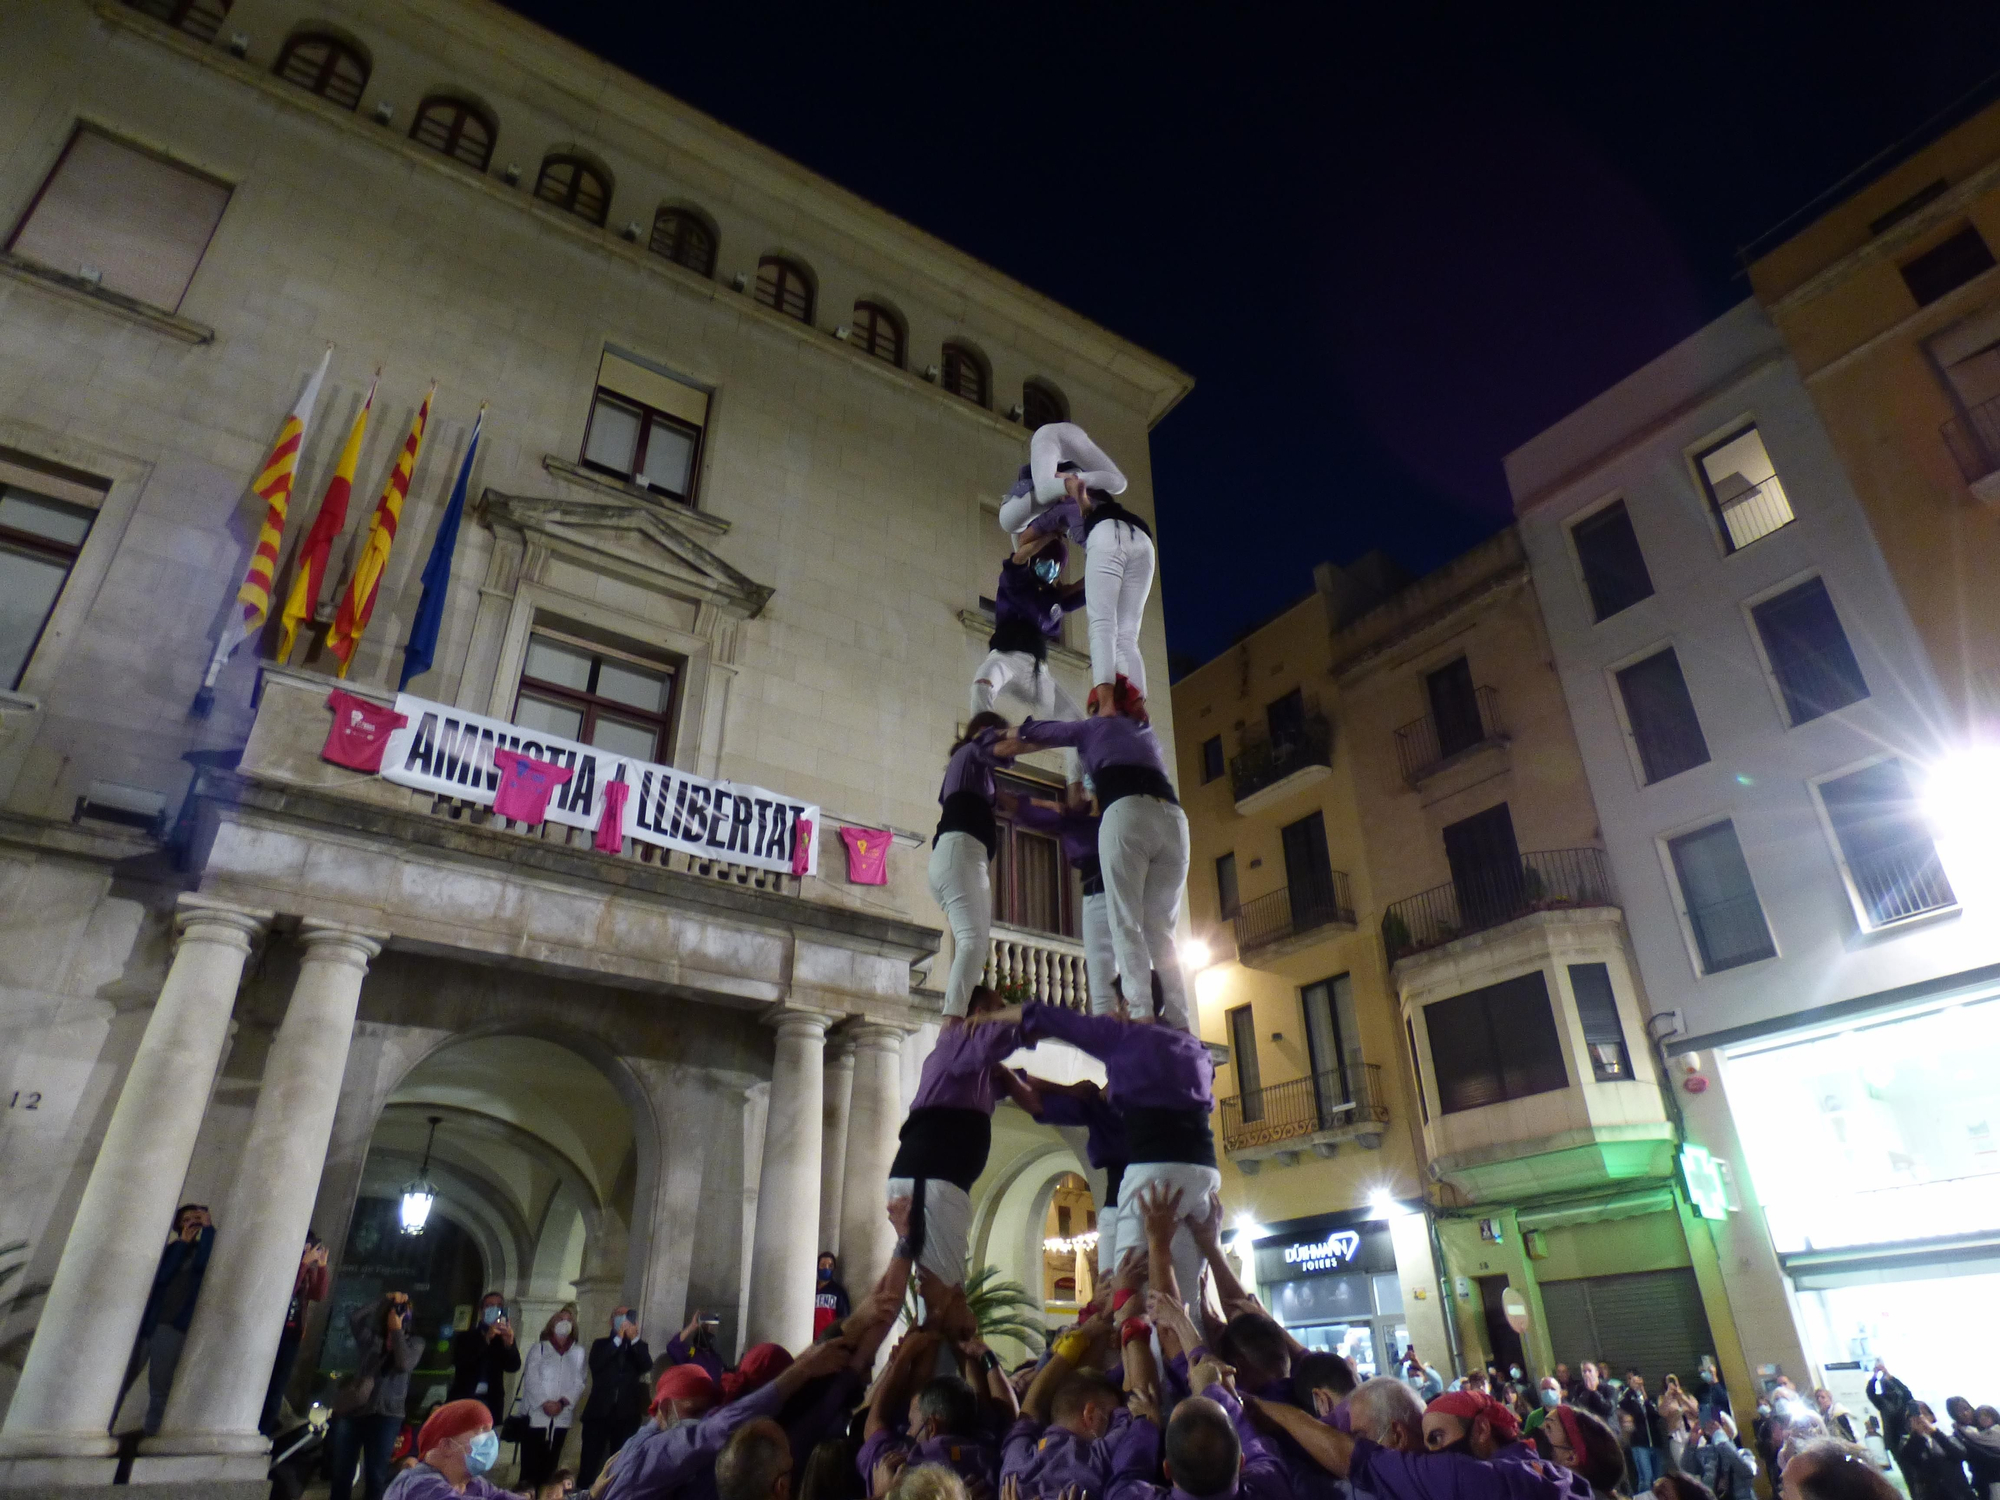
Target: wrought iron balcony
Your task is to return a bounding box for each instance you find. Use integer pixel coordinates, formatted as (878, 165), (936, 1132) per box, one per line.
(1942, 393), (2000, 484)
(1382, 847), (1614, 960)
(1231, 868), (1355, 954)
(1229, 714), (1334, 804)
(1848, 838), (1957, 927)
(1393, 686), (1503, 785)
(1220, 1063), (1387, 1154)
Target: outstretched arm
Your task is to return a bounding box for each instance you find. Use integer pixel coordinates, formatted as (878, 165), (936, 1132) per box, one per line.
(1249, 1396), (1358, 1476)
(866, 1330), (941, 1440)
(1137, 1182), (1185, 1308)
(995, 1067), (1043, 1117)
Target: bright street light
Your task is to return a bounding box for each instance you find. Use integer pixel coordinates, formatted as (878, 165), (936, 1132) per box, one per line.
(1180, 937), (1213, 972)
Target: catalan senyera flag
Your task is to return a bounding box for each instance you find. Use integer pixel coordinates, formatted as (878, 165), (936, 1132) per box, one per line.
(277, 372), (377, 662)
(235, 347), (333, 631)
(325, 382), (435, 677)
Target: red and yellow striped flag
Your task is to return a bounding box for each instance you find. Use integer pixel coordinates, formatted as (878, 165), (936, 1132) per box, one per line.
(235, 347), (333, 631)
(277, 372), (377, 662)
(326, 382), (434, 677)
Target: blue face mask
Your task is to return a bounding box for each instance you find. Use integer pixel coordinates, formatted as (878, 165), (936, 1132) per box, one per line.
(481, 1305), (502, 1326)
(1541, 1388), (1561, 1407)
(1032, 557), (1060, 585)
(464, 1429), (500, 1476)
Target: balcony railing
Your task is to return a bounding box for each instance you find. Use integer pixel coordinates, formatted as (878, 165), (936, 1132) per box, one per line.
(1393, 686), (1503, 785)
(1383, 847), (1613, 960)
(1714, 475), (1795, 550)
(1229, 714), (1334, 803)
(987, 924), (1091, 1011)
(1220, 1063), (1387, 1152)
(1849, 838), (1957, 927)
(1942, 393), (2000, 483)
(1232, 868), (1356, 953)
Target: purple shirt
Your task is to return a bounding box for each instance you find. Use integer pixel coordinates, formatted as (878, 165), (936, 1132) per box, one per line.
(940, 728), (1015, 805)
(1107, 1387), (1289, 1500)
(859, 1425), (999, 1495)
(1018, 717), (1169, 783)
(1004, 1412), (1134, 1499)
(995, 557), (1084, 641)
(383, 1469), (511, 1500)
(1022, 1006), (1214, 1114)
(1013, 802), (1101, 865)
(1346, 1438), (1583, 1500)
(910, 1019), (1026, 1113)
(1029, 1083), (1128, 1170)
(664, 1331), (724, 1384)
(602, 1380), (788, 1500)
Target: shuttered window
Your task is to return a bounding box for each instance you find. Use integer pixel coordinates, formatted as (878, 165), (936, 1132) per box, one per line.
(849, 301), (904, 366)
(650, 209), (716, 277)
(942, 343), (988, 406)
(535, 154), (611, 227)
(1668, 820), (1777, 973)
(755, 257), (813, 322)
(1023, 381), (1066, 429)
(410, 97), (495, 171)
(1423, 970), (1568, 1115)
(1567, 963), (1631, 1081)
(1538, 1268), (1714, 1390)
(1229, 1004), (1262, 1121)
(1616, 647), (1710, 784)
(274, 32), (369, 110)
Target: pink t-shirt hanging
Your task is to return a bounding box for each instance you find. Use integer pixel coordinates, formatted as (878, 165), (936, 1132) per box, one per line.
(322, 690), (408, 773)
(791, 816), (814, 876)
(491, 747), (573, 825)
(840, 826), (890, 885)
(594, 778), (631, 855)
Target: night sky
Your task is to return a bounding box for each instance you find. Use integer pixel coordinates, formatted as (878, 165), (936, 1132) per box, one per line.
(504, 1), (2000, 668)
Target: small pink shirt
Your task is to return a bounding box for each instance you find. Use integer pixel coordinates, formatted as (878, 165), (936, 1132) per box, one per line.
(594, 778), (630, 854)
(792, 816), (814, 876)
(321, 690), (407, 773)
(840, 826), (890, 885)
(491, 748), (573, 824)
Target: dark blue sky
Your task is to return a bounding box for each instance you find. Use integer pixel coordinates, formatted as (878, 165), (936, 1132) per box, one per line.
(505, 0), (2000, 667)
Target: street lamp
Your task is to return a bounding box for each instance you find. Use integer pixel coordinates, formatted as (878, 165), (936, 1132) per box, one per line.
(400, 1115), (442, 1236)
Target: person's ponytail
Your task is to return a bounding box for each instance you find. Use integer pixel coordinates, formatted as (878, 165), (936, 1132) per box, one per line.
(950, 711), (1008, 757)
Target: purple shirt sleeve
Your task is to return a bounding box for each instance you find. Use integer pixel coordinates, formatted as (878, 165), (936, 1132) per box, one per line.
(605, 1383), (790, 1500)
(1002, 1417), (1044, 1480)
(857, 1426), (904, 1486)
(1017, 717), (1093, 750)
(1107, 1415), (1166, 1500)
(1021, 1002), (1127, 1062)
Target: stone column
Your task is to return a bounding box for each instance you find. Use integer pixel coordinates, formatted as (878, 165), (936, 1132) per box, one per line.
(0, 896), (270, 1485)
(138, 922), (385, 1481)
(818, 1036), (856, 1259)
(743, 1011), (828, 1349)
(838, 1023), (908, 1298)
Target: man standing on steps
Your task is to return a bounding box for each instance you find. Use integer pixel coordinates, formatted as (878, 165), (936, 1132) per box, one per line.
(580, 1306), (652, 1487)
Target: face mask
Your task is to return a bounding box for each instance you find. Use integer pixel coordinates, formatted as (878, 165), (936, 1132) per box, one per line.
(481, 1305), (502, 1326)
(554, 1321), (573, 1339)
(817, 1264), (832, 1281)
(1542, 1389), (1561, 1408)
(1032, 558), (1060, 585)
(1511, 1366), (1524, 1381)
(463, 1429), (500, 1476)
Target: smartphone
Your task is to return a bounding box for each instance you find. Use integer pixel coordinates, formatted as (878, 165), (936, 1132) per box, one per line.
(699, 1315), (720, 1328)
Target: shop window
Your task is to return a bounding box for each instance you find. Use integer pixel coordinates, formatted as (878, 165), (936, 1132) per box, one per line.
(1023, 380), (1067, 429)
(7, 125), (230, 314)
(849, 301), (904, 366)
(1227, 1004), (1262, 1121)
(513, 628), (676, 762)
(1694, 424), (1794, 553)
(1667, 820), (1777, 973)
(1615, 647), (1710, 784)
(1200, 734), (1224, 783)
(1901, 226), (1996, 307)
(649, 208), (716, 277)
(1215, 852), (1239, 918)
(0, 477), (99, 689)
(1423, 971), (1568, 1115)
(580, 349), (709, 507)
(410, 97), (496, 172)
(1571, 500), (1654, 621)
(535, 153), (611, 227)
(991, 773), (1076, 937)
(273, 31), (370, 110)
(1751, 577), (1868, 726)
(1814, 759), (1956, 929)
(942, 343), (988, 406)
(1567, 963), (1631, 1081)
(754, 256), (813, 322)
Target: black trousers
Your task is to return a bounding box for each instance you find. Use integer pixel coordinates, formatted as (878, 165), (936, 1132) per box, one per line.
(579, 1417), (640, 1487)
(519, 1424), (570, 1488)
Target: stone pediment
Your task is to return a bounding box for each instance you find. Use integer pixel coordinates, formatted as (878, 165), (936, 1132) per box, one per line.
(480, 486), (774, 618)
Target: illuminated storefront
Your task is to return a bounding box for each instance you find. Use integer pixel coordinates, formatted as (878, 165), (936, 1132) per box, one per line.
(1723, 991), (2000, 1408)
(1244, 1211), (1410, 1377)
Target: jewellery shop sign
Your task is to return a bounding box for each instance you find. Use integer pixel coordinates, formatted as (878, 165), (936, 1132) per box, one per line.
(379, 693), (820, 878)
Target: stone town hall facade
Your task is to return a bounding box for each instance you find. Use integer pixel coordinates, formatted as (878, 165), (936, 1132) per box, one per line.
(0, 2), (1188, 1490)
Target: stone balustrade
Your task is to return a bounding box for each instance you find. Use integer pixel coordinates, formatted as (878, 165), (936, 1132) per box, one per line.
(986, 924), (1090, 1011)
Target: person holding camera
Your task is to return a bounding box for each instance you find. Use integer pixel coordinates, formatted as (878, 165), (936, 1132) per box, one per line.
(116, 1203), (216, 1437)
(449, 1291), (523, 1425)
(329, 1290), (425, 1500)
(579, 1307), (652, 1487)
(260, 1230), (330, 1434)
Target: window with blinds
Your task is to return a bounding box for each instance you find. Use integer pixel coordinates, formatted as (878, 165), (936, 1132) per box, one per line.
(1423, 970), (1568, 1115)
(1667, 820), (1777, 973)
(1567, 963), (1632, 1081)
(1228, 1004), (1263, 1121)
(0, 460), (106, 690)
(581, 350), (710, 507)
(1615, 647), (1710, 784)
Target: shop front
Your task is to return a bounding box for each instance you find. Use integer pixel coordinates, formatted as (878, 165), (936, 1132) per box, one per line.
(1722, 988), (2000, 1411)
(1247, 1210), (1410, 1377)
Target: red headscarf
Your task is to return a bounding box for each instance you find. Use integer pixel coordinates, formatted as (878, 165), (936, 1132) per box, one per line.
(719, 1342), (794, 1401)
(1551, 1404), (1589, 1462)
(1427, 1390), (1523, 1442)
(416, 1398), (491, 1459)
(651, 1364), (718, 1414)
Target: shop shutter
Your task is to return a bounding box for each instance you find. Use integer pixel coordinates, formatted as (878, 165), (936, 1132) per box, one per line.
(1537, 1269), (1714, 1386)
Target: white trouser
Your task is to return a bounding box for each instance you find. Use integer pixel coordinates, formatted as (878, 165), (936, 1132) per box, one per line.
(885, 1177), (972, 1287)
(1081, 890), (1116, 1016)
(928, 831), (991, 1018)
(1113, 1162), (1222, 1316)
(1099, 795), (1191, 1031)
(970, 649), (1081, 782)
(1084, 521), (1154, 694)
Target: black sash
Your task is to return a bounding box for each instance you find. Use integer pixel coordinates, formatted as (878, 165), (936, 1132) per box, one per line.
(1094, 764), (1178, 811)
(1123, 1106), (1216, 1167)
(889, 1107), (993, 1192)
(934, 792), (997, 859)
(1081, 499), (1154, 544)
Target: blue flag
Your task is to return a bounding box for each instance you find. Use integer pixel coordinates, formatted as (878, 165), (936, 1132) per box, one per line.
(398, 407), (483, 692)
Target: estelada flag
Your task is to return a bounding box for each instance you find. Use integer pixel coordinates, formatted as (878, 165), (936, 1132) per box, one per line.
(276, 372), (376, 661)
(235, 346), (333, 631)
(325, 383), (434, 677)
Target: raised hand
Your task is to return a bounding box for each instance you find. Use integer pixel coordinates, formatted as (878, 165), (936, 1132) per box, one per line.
(887, 1197), (912, 1240)
(1137, 1182), (1185, 1245)
(1187, 1192), (1224, 1255)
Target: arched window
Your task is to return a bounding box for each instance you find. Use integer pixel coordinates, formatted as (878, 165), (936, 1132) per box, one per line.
(1022, 381), (1067, 430)
(409, 97), (495, 172)
(941, 343), (988, 407)
(849, 301), (904, 367)
(534, 153), (611, 227)
(754, 256), (813, 323)
(273, 31), (370, 111)
(650, 208), (716, 277)
(124, 0), (232, 43)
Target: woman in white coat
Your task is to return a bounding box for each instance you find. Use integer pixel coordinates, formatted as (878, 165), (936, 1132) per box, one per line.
(516, 1303), (587, 1488)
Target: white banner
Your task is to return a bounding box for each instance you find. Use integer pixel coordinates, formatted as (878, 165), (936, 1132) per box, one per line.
(381, 693), (819, 877)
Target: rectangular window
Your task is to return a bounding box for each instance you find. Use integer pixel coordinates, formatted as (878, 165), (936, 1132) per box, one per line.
(1302, 973), (1361, 1120)
(1667, 820), (1777, 973)
(1281, 810), (1341, 928)
(1423, 971), (1568, 1115)
(1567, 962), (1632, 1081)
(514, 627), (677, 762)
(581, 350), (710, 507)
(1405, 1015), (1428, 1125)
(1571, 500), (1655, 621)
(1426, 657), (1484, 759)
(1215, 852), (1239, 918)
(1615, 647), (1710, 784)
(1901, 226), (1996, 307)
(1201, 734), (1224, 784)
(1816, 759), (1956, 927)
(1751, 577), (1868, 725)
(1694, 424), (1794, 552)
(7, 125), (230, 314)
(1442, 802), (1523, 932)
(0, 477), (98, 689)
(1228, 1004), (1262, 1121)
(1267, 687), (1306, 748)
(991, 773), (1077, 938)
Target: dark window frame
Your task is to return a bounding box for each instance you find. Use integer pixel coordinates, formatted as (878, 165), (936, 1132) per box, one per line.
(273, 31), (370, 111)
(1227, 1003), (1262, 1121)
(1667, 819), (1778, 974)
(1570, 499), (1655, 621)
(408, 96), (495, 172)
(0, 484), (97, 691)
(513, 631), (678, 763)
(579, 387), (705, 508)
(1200, 734), (1224, 783)
(990, 771), (1078, 938)
(1813, 758), (1958, 930)
(849, 301), (905, 367)
(1749, 576), (1869, 726)
(1022, 381), (1067, 429)
(534, 153), (611, 227)
(755, 256), (814, 322)
(1615, 645), (1711, 784)
(1692, 422), (1794, 554)
(122, 0), (232, 42)
(942, 343), (988, 407)
(1900, 225), (1997, 307)
(1215, 852), (1239, 918)
(649, 208), (716, 277)
(1567, 963), (1633, 1082)
(1423, 970), (1569, 1115)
